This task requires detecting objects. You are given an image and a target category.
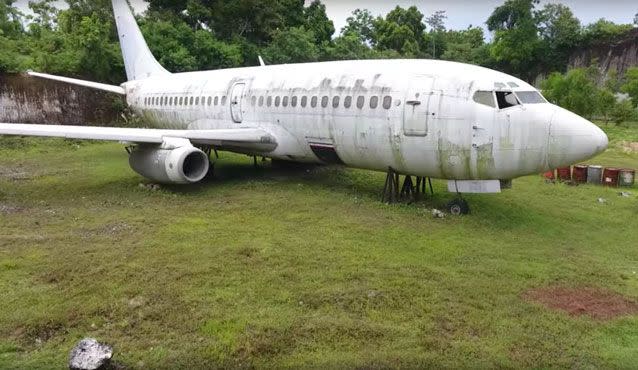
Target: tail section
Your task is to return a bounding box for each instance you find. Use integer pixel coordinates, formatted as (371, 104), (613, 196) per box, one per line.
(112, 0), (169, 81)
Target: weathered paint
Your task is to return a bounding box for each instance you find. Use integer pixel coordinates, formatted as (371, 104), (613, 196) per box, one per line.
(121, 58), (608, 180)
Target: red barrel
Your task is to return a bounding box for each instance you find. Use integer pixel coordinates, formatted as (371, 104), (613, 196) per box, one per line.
(602, 168), (620, 187)
(557, 167), (571, 181)
(572, 165), (588, 183)
(543, 170), (555, 180)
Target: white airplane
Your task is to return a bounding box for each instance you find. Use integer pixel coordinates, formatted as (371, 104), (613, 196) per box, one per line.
(0, 0), (608, 214)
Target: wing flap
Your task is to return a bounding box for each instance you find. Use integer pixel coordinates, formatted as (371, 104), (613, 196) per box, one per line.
(0, 123), (276, 149)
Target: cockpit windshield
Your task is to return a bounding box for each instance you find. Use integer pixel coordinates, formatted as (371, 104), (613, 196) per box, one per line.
(515, 91), (547, 104)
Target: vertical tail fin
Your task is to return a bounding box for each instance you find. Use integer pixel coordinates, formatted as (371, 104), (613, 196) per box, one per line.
(112, 0), (169, 81)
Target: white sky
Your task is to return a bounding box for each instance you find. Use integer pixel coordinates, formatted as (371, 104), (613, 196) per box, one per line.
(14, 0), (637, 36)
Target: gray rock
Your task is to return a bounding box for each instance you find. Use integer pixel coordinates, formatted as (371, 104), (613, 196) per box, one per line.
(432, 209), (446, 218)
(69, 338), (113, 370)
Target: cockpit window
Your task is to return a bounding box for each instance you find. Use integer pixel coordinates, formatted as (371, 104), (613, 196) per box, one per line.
(473, 91), (496, 108)
(495, 91), (520, 109)
(515, 91), (547, 104)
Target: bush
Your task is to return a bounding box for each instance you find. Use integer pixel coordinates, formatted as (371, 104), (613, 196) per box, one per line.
(610, 100), (636, 126)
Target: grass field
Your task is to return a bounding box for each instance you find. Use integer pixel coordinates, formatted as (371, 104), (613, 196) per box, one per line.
(1, 124), (637, 368)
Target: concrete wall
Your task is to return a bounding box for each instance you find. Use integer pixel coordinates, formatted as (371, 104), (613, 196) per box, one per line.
(0, 73), (123, 126)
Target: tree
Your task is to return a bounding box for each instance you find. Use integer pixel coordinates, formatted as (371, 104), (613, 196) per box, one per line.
(304, 0), (334, 45)
(621, 67), (638, 107)
(534, 4), (581, 72)
(582, 18), (633, 45)
(262, 26), (319, 64)
(425, 10), (446, 58)
(487, 0), (541, 80)
(441, 26), (485, 64)
(541, 68), (600, 119)
(373, 6), (426, 56)
(341, 9), (375, 44)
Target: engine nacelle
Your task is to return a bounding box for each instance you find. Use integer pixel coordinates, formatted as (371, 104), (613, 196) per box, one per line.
(129, 144), (210, 184)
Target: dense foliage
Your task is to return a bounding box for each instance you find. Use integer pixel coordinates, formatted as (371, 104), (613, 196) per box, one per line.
(0, 0), (637, 122)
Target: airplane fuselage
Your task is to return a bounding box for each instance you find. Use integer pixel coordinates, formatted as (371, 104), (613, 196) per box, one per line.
(124, 59), (607, 181)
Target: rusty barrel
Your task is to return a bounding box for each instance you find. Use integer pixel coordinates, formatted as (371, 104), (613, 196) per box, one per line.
(602, 168), (620, 187)
(543, 170), (555, 180)
(557, 167), (571, 181)
(572, 165), (588, 183)
(587, 165), (603, 184)
(619, 169), (635, 187)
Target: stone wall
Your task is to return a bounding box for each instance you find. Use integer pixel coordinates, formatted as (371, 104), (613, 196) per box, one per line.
(0, 73), (124, 126)
(569, 29), (638, 83)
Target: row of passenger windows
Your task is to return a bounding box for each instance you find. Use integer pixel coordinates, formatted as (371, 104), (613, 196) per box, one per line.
(143, 94), (396, 110)
(144, 95), (226, 107)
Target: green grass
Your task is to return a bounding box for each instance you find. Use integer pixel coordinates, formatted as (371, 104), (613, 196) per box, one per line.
(0, 125), (637, 369)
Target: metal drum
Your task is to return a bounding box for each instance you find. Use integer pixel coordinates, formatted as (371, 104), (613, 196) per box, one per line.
(619, 169), (636, 187)
(557, 167), (571, 181)
(602, 168), (620, 187)
(572, 165), (588, 183)
(587, 165), (603, 184)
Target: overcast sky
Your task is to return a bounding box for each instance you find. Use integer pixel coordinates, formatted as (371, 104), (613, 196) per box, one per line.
(14, 0), (637, 36)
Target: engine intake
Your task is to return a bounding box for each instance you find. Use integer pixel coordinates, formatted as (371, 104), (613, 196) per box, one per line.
(129, 144), (210, 184)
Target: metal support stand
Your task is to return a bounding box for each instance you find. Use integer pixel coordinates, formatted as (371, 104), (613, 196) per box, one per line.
(382, 168), (434, 204)
(382, 167), (400, 203)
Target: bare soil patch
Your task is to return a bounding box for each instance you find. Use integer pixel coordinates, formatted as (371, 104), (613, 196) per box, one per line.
(524, 286), (638, 321)
(620, 141), (638, 153)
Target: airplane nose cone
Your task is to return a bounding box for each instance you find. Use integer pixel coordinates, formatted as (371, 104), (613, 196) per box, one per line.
(548, 106), (608, 168)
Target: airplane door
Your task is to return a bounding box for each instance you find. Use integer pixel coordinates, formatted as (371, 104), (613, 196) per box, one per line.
(403, 76), (435, 136)
(230, 83), (245, 123)
(470, 95), (497, 178)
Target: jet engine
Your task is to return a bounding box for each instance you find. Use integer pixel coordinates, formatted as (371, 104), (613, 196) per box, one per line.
(128, 143), (210, 184)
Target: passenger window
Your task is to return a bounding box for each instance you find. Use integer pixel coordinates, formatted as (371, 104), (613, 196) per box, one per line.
(473, 91), (496, 108)
(370, 96), (379, 109)
(259, 96), (264, 106)
(251, 96), (257, 106)
(301, 96), (307, 107)
(168, 97), (172, 106)
(214, 96), (219, 106)
(321, 96), (329, 108)
(383, 96), (392, 109)
(221, 96), (227, 105)
(275, 96), (281, 107)
(291, 96), (298, 107)
(495, 91), (520, 109)
(311, 96), (318, 108)
(332, 96), (340, 108)
(195, 97), (199, 105)
(267, 96), (272, 107)
(282, 96), (288, 107)
(344, 96), (352, 108)
(357, 96), (365, 109)
(190, 97), (194, 105)
(207, 96), (212, 106)
(179, 97), (183, 105)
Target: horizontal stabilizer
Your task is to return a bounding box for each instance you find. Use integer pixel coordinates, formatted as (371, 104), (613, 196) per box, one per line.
(0, 124), (276, 148)
(28, 71), (126, 95)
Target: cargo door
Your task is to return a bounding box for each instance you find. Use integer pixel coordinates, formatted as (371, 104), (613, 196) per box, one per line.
(403, 76), (435, 136)
(230, 83), (245, 123)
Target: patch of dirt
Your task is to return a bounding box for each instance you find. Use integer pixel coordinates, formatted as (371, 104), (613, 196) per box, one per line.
(0, 168), (32, 181)
(77, 222), (134, 239)
(620, 141), (638, 153)
(524, 286), (638, 321)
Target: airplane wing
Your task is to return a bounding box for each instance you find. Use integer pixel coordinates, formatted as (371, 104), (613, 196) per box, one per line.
(0, 123), (277, 149)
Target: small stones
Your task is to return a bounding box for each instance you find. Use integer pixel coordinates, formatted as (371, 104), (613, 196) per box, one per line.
(597, 198), (607, 204)
(431, 209), (446, 218)
(619, 192), (632, 198)
(69, 338), (113, 370)
(138, 183), (161, 191)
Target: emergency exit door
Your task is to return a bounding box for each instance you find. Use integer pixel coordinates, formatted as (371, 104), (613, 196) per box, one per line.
(403, 76), (435, 136)
(230, 83), (245, 123)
